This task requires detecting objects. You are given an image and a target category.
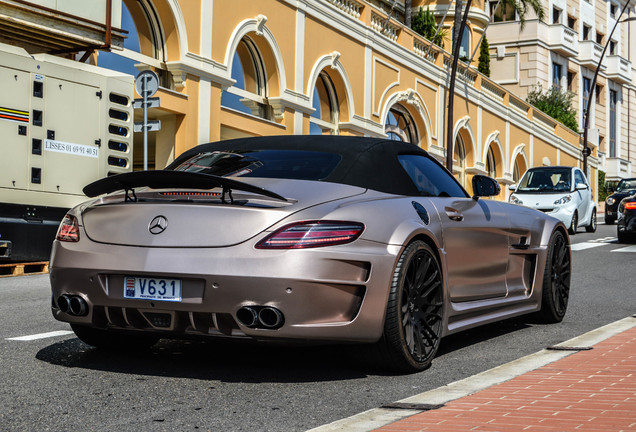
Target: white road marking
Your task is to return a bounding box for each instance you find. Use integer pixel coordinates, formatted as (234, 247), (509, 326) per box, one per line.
(611, 245), (636, 253)
(6, 330), (74, 341)
(589, 236), (617, 243)
(570, 242), (608, 251)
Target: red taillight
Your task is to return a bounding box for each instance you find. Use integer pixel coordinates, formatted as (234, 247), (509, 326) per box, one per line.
(256, 221), (364, 249)
(625, 202), (636, 210)
(56, 214), (80, 242)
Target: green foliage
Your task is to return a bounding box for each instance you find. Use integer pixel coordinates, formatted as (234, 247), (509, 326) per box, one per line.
(478, 36), (490, 77)
(498, 0), (546, 28)
(411, 7), (445, 48)
(598, 170), (609, 202)
(526, 84), (579, 132)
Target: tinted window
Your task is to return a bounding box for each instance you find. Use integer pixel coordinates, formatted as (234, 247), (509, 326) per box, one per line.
(616, 179), (636, 192)
(517, 167), (572, 193)
(172, 150), (342, 181)
(398, 154), (467, 197)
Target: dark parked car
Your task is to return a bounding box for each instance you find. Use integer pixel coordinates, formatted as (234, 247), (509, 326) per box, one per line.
(605, 178), (636, 224)
(617, 195), (636, 243)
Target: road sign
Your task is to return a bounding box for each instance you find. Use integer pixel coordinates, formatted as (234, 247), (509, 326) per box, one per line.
(134, 70), (161, 171)
(134, 120), (161, 133)
(135, 70), (159, 97)
(133, 97), (160, 109)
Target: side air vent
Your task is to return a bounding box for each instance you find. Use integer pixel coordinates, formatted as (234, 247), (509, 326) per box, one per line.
(109, 93), (129, 106)
(108, 124), (128, 137)
(108, 156), (128, 168)
(109, 108), (129, 121)
(108, 140), (128, 152)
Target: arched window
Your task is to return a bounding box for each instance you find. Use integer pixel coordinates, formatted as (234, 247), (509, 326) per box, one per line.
(96, 0), (170, 87)
(310, 71), (339, 135)
(457, 27), (470, 59)
(512, 153), (527, 184)
(221, 37), (273, 120)
(454, 134), (467, 186)
(385, 104), (417, 143)
(486, 146), (497, 177)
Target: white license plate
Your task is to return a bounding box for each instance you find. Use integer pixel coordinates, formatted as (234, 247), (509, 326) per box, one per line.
(124, 277), (182, 302)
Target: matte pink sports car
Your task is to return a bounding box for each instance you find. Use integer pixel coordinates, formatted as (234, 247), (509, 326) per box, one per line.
(50, 136), (571, 372)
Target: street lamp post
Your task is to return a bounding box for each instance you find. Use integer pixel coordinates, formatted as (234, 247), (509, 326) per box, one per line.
(445, 0), (473, 172)
(582, 2), (636, 175)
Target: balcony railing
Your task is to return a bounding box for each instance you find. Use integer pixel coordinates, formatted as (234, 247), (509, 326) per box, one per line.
(605, 55), (632, 84)
(548, 24), (579, 57)
(578, 40), (604, 68)
(0, 0), (125, 53)
(324, 0), (363, 19)
(604, 157), (632, 180)
(370, 12), (400, 41)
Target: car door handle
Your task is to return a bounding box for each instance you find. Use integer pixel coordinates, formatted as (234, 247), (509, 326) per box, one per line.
(444, 207), (464, 222)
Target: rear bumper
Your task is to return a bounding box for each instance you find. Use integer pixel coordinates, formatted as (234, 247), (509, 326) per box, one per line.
(617, 211), (636, 233)
(50, 237), (398, 343)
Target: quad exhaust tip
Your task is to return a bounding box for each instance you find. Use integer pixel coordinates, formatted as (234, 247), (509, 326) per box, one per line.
(57, 295), (89, 317)
(236, 306), (284, 329)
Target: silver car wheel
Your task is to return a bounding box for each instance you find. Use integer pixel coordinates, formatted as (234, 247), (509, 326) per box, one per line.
(567, 211), (578, 235)
(585, 209), (597, 233)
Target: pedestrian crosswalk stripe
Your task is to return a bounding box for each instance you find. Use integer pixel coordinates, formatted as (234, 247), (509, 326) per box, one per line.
(611, 245), (636, 253)
(570, 242), (607, 251)
(588, 236), (617, 243)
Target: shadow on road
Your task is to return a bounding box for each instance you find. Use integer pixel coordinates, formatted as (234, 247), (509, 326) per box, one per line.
(36, 316), (536, 381)
(36, 337), (374, 383)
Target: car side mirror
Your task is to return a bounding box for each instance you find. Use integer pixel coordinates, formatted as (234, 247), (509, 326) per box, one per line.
(575, 182), (588, 191)
(509, 184), (517, 192)
(608, 186), (615, 193)
(472, 175), (501, 199)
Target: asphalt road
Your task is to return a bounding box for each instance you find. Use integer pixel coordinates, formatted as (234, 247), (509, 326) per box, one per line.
(1, 222), (635, 432)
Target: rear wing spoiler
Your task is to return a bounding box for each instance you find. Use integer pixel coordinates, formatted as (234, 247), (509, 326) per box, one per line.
(83, 170), (287, 202)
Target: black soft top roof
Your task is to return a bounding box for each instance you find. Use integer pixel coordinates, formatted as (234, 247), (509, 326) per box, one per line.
(167, 135), (456, 196)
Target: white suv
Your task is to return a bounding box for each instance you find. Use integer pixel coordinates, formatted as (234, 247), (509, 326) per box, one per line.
(509, 166), (596, 235)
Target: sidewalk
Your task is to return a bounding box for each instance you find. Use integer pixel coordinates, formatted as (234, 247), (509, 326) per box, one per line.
(311, 316), (636, 432)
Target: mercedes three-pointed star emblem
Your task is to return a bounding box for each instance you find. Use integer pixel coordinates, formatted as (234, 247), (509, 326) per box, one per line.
(148, 215), (168, 235)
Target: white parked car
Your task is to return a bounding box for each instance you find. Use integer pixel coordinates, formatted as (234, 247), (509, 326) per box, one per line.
(509, 166), (596, 235)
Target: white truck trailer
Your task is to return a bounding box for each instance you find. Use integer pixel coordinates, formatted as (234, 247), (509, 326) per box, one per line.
(0, 42), (133, 262)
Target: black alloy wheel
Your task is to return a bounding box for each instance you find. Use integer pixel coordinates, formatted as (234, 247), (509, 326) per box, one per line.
(371, 241), (444, 373)
(536, 230), (571, 323)
(585, 209), (597, 233)
(568, 212), (578, 235)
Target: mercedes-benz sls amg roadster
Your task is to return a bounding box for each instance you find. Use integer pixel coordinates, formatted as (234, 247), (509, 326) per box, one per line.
(50, 136), (571, 372)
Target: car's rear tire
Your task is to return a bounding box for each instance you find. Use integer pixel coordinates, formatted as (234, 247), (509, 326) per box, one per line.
(536, 230), (571, 323)
(71, 324), (159, 350)
(585, 208), (597, 233)
(617, 230), (634, 244)
(605, 217), (615, 225)
(369, 241), (444, 373)
(567, 211), (578, 235)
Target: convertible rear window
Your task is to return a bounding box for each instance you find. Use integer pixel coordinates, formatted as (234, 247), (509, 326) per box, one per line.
(171, 150), (342, 181)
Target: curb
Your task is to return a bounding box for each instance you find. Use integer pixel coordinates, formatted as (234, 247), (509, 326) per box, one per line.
(307, 316), (636, 432)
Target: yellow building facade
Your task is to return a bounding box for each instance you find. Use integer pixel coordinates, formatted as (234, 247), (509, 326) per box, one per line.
(110, 0), (590, 198)
(2, 0), (593, 198)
